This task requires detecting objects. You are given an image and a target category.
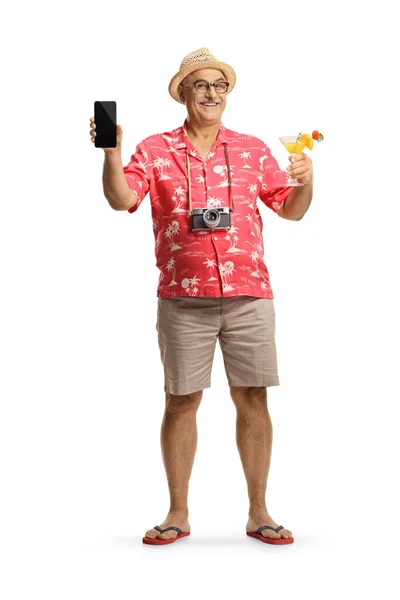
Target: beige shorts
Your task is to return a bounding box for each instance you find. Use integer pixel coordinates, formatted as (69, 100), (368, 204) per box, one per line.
(156, 295), (279, 396)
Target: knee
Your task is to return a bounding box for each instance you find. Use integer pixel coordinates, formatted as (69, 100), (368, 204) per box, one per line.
(165, 390), (203, 413)
(230, 386), (267, 411)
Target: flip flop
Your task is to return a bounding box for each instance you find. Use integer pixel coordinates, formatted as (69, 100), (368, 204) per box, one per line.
(142, 526), (191, 545)
(247, 525), (294, 545)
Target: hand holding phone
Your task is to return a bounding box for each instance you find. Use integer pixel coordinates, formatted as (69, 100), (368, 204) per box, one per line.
(91, 101), (122, 152)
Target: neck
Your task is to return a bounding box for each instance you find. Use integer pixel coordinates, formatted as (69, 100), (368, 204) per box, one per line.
(186, 117), (221, 144)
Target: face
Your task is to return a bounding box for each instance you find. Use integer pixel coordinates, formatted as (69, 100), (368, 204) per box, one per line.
(178, 68), (228, 124)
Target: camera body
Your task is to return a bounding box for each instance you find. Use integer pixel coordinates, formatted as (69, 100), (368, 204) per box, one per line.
(191, 207), (231, 231)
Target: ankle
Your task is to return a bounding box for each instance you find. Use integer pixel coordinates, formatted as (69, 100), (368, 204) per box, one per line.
(168, 508), (189, 518)
(249, 505), (268, 518)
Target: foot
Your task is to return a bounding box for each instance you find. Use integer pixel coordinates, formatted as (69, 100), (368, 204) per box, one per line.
(247, 510), (293, 541)
(144, 511), (191, 542)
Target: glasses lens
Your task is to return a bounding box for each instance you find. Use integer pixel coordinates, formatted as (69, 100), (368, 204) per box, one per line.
(194, 81), (209, 92)
(215, 82), (229, 93)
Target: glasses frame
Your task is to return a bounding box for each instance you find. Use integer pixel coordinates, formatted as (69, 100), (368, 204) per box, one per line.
(189, 79), (230, 94)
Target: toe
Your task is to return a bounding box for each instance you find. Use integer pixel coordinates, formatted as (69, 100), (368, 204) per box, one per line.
(159, 530), (178, 541)
(280, 528), (293, 539)
(144, 528), (160, 539)
(262, 529), (281, 539)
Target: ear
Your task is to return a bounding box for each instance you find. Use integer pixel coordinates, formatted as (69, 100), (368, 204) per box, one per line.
(178, 85), (185, 104)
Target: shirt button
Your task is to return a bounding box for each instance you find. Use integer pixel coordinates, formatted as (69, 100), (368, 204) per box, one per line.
(214, 237), (218, 240)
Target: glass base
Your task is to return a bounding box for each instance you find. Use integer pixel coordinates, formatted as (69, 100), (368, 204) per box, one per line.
(286, 177), (304, 187)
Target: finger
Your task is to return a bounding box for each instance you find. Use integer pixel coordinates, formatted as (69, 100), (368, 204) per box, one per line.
(291, 166), (311, 177)
(90, 130), (96, 137)
(288, 160), (307, 171)
(290, 156), (307, 166)
(90, 122), (96, 130)
(289, 159), (308, 172)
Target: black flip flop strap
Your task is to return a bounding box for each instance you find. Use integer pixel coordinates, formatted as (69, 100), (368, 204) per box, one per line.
(256, 525), (284, 534)
(154, 525), (183, 535)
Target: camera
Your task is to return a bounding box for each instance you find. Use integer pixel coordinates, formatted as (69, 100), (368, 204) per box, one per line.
(191, 207), (231, 231)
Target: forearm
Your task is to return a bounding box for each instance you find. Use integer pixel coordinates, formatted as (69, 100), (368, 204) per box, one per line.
(102, 151), (137, 211)
(283, 181), (313, 221)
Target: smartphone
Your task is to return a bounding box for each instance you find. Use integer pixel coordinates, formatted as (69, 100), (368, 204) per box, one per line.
(94, 101), (117, 148)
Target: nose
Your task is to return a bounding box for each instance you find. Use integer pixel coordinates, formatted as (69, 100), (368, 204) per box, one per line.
(206, 85), (218, 100)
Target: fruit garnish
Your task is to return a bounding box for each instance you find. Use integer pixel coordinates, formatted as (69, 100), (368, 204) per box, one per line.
(296, 130), (324, 148)
(312, 130), (324, 142)
(298, 133), (314, 150)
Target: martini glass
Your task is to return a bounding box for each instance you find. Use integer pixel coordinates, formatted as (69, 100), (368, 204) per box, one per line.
(279, 136), (305, 187)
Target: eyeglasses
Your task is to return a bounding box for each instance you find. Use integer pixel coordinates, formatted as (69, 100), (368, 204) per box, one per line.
(190, 80), (230, 94)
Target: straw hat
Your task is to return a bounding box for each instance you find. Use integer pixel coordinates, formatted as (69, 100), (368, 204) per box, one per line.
(168, 47), (236, 104)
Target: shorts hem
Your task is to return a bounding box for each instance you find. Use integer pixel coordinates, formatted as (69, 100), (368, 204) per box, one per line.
(228, 378), (280, 388)
(164, 381), (211, 396)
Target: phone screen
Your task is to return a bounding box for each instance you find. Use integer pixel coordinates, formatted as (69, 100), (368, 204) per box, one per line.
(94, 101), (117, 148)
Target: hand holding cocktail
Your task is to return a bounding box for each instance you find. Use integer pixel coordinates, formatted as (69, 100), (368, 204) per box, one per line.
(279, 130), (324, 186)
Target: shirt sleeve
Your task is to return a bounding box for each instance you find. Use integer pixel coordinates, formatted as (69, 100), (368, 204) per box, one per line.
(258, 145), (292, 214)
(122, 141), (150, 213)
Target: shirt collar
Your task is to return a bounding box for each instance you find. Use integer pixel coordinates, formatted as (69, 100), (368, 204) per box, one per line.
(174, 119), (228, 150)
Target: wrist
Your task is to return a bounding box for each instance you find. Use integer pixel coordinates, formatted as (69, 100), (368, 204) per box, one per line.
(104, 148), (122, 160)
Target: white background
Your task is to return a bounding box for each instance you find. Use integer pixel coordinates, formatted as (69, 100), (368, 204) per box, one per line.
(1, 0), (399, 598)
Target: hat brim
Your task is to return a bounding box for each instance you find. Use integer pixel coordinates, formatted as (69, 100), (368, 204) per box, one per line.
(169, 61), (236, 104)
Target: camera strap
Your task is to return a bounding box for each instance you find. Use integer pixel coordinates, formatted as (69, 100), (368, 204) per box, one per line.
(185, 142), (235, 214)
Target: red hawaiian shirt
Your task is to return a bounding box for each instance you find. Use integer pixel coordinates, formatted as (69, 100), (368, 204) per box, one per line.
(122, 120), (292, 299)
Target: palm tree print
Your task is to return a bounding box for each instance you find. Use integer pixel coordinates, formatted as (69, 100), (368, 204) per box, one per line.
(239, 151), (252, 169)
(164, 221), (182, 251)
(189, 275), (200, 296)
(225, 225), (241, 253)
(246, 182), (257, 209)
(207, 196), (223, 208)
(181, 274), (200, 296)
(166, 257), (177, 286)
(152, 156), (172, 180)
(134, 148), (149, 172)
(172, 186), (186, 213)
(219, 261), (235, 292)
(203, 258), (217, 280)
(213, 164), (235, 187)
(246, 214), (261, 239)
(250, 250), (261, 278)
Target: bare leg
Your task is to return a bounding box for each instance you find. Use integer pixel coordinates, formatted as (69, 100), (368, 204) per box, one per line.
(230, 386), (293, 541)
(144, 390), (202, 541)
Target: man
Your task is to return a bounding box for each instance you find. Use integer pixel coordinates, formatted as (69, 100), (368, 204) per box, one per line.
(89, 48), (314, 546)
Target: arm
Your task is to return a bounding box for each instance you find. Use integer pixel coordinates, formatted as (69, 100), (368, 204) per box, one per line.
(258, 145), (293, 217)
(279, 181), (313, 221)
(102, 150), (138, 211)
(279, 152), (314, 220)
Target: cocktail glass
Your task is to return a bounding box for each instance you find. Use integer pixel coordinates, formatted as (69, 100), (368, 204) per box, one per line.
(279, 136), (305, 187)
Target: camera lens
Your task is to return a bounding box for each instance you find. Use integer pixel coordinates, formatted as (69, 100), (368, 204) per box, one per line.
(203, 209), (221, 228)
